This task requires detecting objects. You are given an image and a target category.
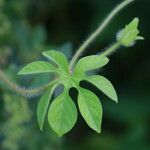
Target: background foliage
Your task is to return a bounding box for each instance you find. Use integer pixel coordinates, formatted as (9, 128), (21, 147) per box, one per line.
(0, 0), (150, 149)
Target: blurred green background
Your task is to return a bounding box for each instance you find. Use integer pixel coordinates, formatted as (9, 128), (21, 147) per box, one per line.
(0, 0), (150, 150)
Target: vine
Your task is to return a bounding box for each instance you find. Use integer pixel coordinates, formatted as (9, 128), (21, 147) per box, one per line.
(0, 0), (144, 137)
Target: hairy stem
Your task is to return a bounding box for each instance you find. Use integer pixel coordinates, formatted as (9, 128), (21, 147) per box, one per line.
(0, 69), (52, 98)
(69, 0), (134, 71)
(100, 42), (121, 57)
(0, 0), (134, 97)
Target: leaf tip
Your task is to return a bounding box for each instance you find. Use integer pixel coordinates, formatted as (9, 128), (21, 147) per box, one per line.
(17, 70), (22, 75)
(38, 120), (44, 131)
(39, 126), (43, 131)
(106, 57), (109, 62)
(112, 97), (118, 104)
(115, 99), (118, 104)
(97, 129), (101, 134)
(57, 133), (64, 137)
(102, 56), (109, 64)
(114, 96), (118, 103)
(53, 130), (65, 137)
(93, 126), (101, 134)
(42, 51), (46, 56)
(42, 50), (51, 57)
(132, 17), (139, 25)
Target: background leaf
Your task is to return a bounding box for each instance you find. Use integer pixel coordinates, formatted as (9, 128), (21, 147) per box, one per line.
(78, 87), (102, 133)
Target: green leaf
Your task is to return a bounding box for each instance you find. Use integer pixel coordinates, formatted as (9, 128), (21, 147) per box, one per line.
(78, 87), (102, 133)
(74, 55), (109, 76)
(37, 82), (58, 131)
(42, 50), (69, 74)
(48, 91), (77, 137)
(18, 61), (57, 75)
(84, 75), (118, 102)
(117, 18), (144, 47)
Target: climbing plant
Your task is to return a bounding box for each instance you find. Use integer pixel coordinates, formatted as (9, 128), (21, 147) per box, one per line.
(0, 0), (143, 137)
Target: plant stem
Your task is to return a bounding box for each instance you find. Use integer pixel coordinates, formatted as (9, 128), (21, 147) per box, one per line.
(100, 42), (121, 57)
(69, 0), (134, 71)
(0, 69), (50, 98)
(0, 0), (134, 97)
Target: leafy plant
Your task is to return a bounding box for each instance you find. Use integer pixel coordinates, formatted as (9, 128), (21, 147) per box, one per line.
(17, 16), (143, 136)
(0, 0), (144, 137)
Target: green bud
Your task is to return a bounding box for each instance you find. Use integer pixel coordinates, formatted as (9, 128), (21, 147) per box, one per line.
(117, 18), (144, 47)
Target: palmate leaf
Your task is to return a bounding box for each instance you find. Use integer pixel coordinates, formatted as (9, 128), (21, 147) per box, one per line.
(84, 75), (118, 102)
(78, 87), (102, 133)
(18, 61), (57, 75)
(74, 55), (109, 76)
(42, 50), (69, 74)
(18, 50), (117, 137)
(37, 82), (59, 130)
(17, 16), (143, 137)
(48, 90), (77, 137)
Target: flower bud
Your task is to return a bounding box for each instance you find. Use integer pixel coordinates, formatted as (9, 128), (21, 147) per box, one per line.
(117, 18), (144, 47)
